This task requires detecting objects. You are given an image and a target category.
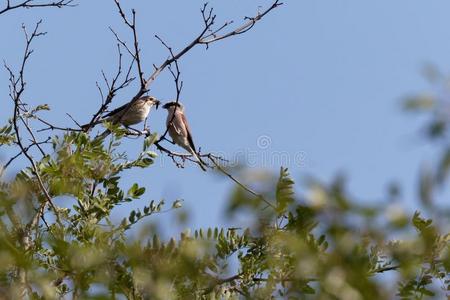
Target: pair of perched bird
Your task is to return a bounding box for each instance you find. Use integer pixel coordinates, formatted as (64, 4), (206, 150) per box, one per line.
(83, 96), (206, 171)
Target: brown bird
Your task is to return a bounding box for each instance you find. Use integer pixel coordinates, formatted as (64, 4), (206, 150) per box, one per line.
(83, 96), (160, 138)
(162, 101), (207, 171)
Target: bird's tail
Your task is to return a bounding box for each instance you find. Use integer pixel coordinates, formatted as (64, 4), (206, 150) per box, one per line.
(190, 149), (207, 172)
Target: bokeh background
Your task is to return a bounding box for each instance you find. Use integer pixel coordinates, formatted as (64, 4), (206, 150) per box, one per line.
(1, 0), (448, 237)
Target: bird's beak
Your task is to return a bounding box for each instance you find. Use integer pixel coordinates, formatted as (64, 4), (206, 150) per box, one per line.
(154, 100), (161, 110)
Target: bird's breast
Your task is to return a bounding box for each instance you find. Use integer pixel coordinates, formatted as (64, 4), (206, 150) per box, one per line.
(120, 103), (151, 126)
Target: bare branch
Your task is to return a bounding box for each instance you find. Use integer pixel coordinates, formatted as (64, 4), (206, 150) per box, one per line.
(2, 137), (50, 171)
(103, 1), (281, 173)
(144, 1), (282, 89)
(0, 0), (75, 16)
(82, 35), (136, 132)
(370, 264), (400, 274)
(86, 0), (150, 131)
(4, 21), (62, 227)
(199, 1), (283, 46)
(66, 112), (81, 127)
(101, 0), (281, 126)
(19, 115), (45, 156)
(81, 0), (281, 173)
(36, 118), (82, 132)
(207, 154), (277, 209)
(113, 0), (145, 88)
(153, 35), (183, 144)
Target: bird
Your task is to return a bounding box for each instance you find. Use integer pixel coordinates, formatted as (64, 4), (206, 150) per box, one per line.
(162, 101), (207, 171)
(82, 95), (160, 138)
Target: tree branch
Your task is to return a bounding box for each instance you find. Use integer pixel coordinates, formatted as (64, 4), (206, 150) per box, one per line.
(207, 154), (277, 209)
(105, 0), (282, 124)
(0, 0), (75, 16)
(5, 21), (62, 226)
(370, 264), (400, 274)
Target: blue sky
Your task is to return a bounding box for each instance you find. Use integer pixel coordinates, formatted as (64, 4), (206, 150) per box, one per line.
(1, 0), (448, 236)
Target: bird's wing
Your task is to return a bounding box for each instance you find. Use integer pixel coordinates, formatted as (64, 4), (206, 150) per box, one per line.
(180, 113), (196, 152)
(102, 102), (129, 118)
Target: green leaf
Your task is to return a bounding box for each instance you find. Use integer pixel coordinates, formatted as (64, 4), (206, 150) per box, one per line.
(301, 284), (315, 294)
(0, 124), (14, 145)
(275, 167), (295, 215)
(403, 95), (435, 111)
(127, 183), (145, 199)
(153, 234), (161, 249)
(412, 211), (432, 232)
(172, 199), (183, 209)
(136, 157), (154, 168)
(128, 210), (136, 223)
(418, 287), (434, 297)
(143, 133), (158, 151)
(428, 120), (446, 138)
(145, 151), (158, 158)
(419, 166), (433, 206)
(34, 104), (50, 111)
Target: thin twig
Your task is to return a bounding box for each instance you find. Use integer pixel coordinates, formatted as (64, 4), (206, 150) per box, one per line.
(203, 273), (243, 295)
(5, 21), (62, 226)
(199, 1), (283, 46)
(0, 0), (75, 16)
(153, 34), (182, 144)
(82, 30), (136, 132)
(207, 155), (276, 209)
(370, 265), (400, 274)
(3, 138), (50, 171)
(86, 0), (281, 174)
(106, 0), (282, 122)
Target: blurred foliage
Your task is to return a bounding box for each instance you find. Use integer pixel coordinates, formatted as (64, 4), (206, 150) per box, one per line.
(404, 65), (450, 209)
(0, 6), (449, 298)
(0, 109), (449, 299)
